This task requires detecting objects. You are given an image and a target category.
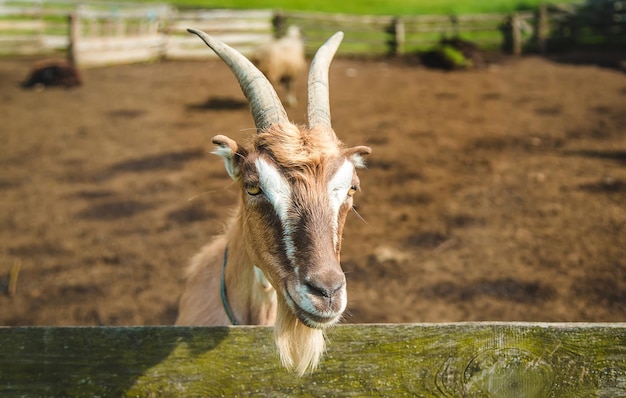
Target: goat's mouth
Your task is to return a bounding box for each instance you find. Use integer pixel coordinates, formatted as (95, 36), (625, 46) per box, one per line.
(283, 283), (345, 329)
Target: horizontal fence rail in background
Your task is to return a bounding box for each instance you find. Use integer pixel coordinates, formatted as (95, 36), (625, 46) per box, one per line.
(276, 11), (535, 56)
(71, 3), (170, 67)
(1, 323), (625, 396)
(0, 0), (626, 66)
(0, 0), (173, 62)
(0, 0), (625, 66)
(165, 8), (274, 60)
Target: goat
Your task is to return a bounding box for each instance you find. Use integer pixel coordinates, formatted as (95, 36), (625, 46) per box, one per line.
(251, 26), (306, 107)
(176, 29), (371, 376)
(420, 36), (485, 71)
(22, 43), (81, 90)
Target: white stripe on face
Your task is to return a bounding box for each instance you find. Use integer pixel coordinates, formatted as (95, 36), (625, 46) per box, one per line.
(255, 158), (296, 261)
(255, 157), (354, 264)
(327, 159), (355, 249)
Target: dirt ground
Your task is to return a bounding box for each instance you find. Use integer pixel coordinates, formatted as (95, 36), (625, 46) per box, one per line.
(1, 51), (625, 327)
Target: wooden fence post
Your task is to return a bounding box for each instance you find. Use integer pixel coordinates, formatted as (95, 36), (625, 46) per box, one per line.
(450, 14), (459, 37)
(537, 3), (548, 53)
(272, 11), (286, 38)
(35, 0), (44, 41)
(511, 12), (522, 55)
(68, 12), (79, 65)
(393, 17), (405, 56)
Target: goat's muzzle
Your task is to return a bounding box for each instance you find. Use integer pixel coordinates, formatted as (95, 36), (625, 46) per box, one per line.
(283, 268), (347, 329)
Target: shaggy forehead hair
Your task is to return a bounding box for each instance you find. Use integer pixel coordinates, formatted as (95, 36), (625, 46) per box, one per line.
(254, 124), (342, 169)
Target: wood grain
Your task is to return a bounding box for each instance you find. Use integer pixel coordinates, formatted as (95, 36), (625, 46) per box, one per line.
(1, 323), (625, 396)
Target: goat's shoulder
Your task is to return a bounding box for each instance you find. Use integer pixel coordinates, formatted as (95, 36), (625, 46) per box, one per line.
(176, 236), (227, 326)
(185, 235), (226, 279)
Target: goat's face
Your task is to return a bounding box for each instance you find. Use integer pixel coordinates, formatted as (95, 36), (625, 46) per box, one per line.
(213, 126), (370, 328)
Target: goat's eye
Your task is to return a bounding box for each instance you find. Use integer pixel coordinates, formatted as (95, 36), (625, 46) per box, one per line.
(347, 185), (358, 197)
(246, 186), (261, 196)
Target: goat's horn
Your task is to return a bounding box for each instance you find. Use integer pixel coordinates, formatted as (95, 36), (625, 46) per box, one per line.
(188, 28), (289, 131)
(307, 31), (344, 132)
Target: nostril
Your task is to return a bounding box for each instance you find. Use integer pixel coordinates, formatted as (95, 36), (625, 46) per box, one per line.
(305, 277), (345, 298)
(306, 280), (330, 297)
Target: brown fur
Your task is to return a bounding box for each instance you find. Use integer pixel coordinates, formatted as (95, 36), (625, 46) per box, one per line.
(176, 215), (277, 326)
(177, 122), (369, 375)
(177, 30), (370, 375)
(256, 124), (341, 167)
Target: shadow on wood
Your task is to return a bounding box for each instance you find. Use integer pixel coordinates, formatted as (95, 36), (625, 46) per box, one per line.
(0, 326), (231, 397)
(1, 323), (625, 396)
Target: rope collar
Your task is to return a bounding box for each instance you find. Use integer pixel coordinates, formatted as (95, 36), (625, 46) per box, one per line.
(220, 247), (239, 325)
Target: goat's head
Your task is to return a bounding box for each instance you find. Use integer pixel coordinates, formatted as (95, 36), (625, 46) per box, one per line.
(189, 29), (370, 374)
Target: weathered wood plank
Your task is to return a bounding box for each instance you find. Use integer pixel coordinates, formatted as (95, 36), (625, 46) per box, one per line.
(175, 9), (273, 21)
(165, 32), (273, 60)
(0, 20), (44, 30)
(0, 35), (42, 55)
(169, 20), (273, 33)
(1, 323), (625, 397)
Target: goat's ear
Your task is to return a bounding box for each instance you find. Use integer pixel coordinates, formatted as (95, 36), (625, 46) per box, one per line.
(211, 134), (246, 181)
(345, 145), (371, 169)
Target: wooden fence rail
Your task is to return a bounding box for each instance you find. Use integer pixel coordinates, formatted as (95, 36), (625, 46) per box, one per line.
(70, 4), (170, 67)
(276, 11), (537, 56)
(0, 1), (624, 65)
(165, 9), (274, 60)
(1, 323), (625, 396)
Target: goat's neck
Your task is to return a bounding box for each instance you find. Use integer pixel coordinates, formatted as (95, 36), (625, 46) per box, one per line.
(223, 217), (277, 325)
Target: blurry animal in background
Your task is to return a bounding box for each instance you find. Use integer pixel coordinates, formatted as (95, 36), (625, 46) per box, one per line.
(22, 44), (81, 90)
(251, 25), (306, 107)
(440, 36), (485, 67)
(420, 36), (485, 70)
(176, 29), (371, 375)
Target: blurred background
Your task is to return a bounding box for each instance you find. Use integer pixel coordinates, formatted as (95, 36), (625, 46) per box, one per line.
(0, 0), (624, 326)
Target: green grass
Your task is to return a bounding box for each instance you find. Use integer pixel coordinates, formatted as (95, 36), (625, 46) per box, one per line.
(440, 45), (470, 67)
(131, 0), (582, 16)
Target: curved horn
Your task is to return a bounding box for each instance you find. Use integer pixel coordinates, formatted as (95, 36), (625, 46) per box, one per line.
(188, 28), (289, 131)
(307, 31), (344, 131)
